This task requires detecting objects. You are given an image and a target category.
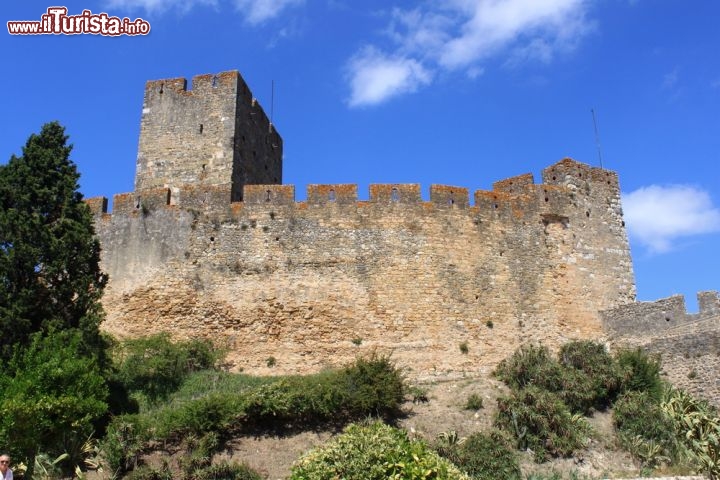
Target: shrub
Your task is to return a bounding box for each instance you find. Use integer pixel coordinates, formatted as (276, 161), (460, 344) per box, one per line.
(615, 347), (664, 400)
(613, 390), (679, 467)
(459, 342), (469, 354)
(493, 344), (564, 392)
(192, 461), (263, 480)
(495, 387), (591, 462)
(113, 333), (218, 403)
(662, 388), (720, 478)
(0, 330), (109, 473)
(102, 355), (407, 475)
(290, 422), (470, 479)
(496, 342), (622, 415)
(559, 341), (623, 411)
(464, 393), (483, 411)
(436, 430), (521, 480)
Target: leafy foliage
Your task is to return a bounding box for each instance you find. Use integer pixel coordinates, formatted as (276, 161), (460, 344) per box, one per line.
(435, 430), (521, 480)
(102, 355), (406, 475)
(0, 330), (109, 473)
(615, 347), (664, 400)
(0, 122), (107, 362)
(558, 340), (624, 412)
(464, 393), (483, 411)
(662, 387), (720, 479)
(290, 421), (470, 480)
(613, 390), (680, 468)
(112, 333), (219, 404)
(495, 387), (591, 462)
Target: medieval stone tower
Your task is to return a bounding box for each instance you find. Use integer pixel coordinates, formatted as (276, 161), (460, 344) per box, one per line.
(87, 70), (638, 379)
(135, 70), (282, 202)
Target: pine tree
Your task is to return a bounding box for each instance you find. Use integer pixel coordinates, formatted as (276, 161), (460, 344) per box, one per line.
(0, 121), (107, 362)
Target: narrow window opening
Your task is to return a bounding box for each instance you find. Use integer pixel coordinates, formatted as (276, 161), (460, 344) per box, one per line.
(391, 188), (400, 202)
(265, 190), (271, 202)
(159, 82), (164, 94)
(544, 197), (549, 202)
(135, 198), (141, 209)
(586, 211), (590, 218)
(552, 176), (556, 181)
(212, 75), (218, 88)
(210, 236), (215, 242)
(329, 189), (336, 202)
(493, 204), (498, 209)
(199, 123), (203, 134)
(165, 189), (171, 205)
(202, 164), (206, 170)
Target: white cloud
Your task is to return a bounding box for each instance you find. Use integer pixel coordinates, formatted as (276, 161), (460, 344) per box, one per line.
(346, 47), (432, 107)
(233, 0), (303, 25)
(106, 0), (301, 23)
(662, 67), (679, 90)
(439, 0), (588, 69)
(346, 0), (594, 107)
(106, 0), (218, 14)
(623, 185), (720, 253)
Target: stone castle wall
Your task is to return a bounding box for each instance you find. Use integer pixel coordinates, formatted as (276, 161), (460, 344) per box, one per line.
(88, 157), (636, 379)
(602, 292), (720, 406)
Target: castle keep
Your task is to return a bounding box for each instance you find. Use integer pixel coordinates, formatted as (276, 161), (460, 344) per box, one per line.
(87, 70), (638, 378)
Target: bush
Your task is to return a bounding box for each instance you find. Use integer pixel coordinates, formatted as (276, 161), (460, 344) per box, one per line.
(495, 342), (624, 415)
(290, 422), (469, 479)
(113, 333), (219, 403)
(615, 348), (663, 399)
(436, 430), (521, 480)
(495, 387), (591, 462)
(464, 393), (483, 411)
(613, 390), (679, 467)
(0, 330), (109, 473)
(662, 388), (720, 478)
(192, 461), (263, 480)
(494, 344), (564, 392)
(559, 341), (623, 411)
(102, 356), (407, 475)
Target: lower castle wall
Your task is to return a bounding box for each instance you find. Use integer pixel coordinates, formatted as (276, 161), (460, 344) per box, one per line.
(602, 292), (720, 406)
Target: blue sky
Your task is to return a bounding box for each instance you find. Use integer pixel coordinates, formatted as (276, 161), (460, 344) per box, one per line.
(2, 0), (719, 311)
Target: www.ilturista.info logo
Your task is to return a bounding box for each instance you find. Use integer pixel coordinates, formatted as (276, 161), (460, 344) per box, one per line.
(7, 7), (150, 36)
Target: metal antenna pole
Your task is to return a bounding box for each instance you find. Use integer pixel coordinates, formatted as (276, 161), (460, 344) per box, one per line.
(591, 108), (604, 169)
(270, 80), (275, 124)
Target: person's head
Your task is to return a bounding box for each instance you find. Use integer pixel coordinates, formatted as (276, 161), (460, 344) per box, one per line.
(0, 454), (9, 473)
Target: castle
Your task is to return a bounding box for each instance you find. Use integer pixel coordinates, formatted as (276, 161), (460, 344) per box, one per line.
(86, 70), (718, 393)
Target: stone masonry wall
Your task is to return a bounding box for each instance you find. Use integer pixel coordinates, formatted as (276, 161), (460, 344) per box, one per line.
(89, 158), (636, 380)
(135, 71), (282, 203)
(602, 292), (720, 406)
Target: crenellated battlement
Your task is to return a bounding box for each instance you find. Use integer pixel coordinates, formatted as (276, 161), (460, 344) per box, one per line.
(87, 158), (618, 222)
(602, 291), (720, 338)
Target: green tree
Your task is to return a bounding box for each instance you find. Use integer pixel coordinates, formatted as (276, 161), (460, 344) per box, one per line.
(0, 121), (107, 361)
